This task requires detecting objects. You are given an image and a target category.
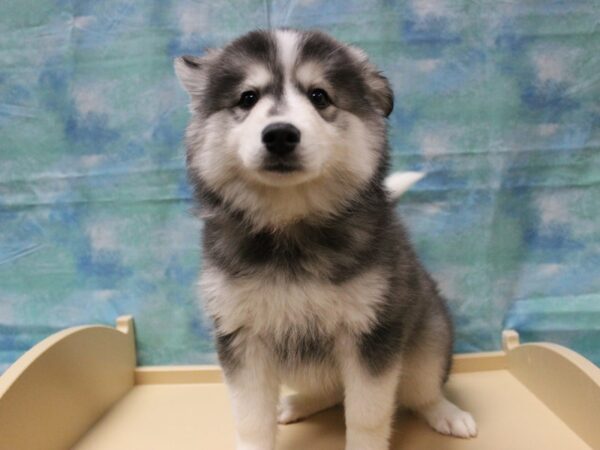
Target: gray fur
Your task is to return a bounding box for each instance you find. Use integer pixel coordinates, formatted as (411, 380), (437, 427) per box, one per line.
(179, 28), (452, 375)
(176, 28), (475, 449)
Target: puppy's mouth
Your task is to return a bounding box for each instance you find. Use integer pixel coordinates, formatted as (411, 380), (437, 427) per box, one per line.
(261, 154), (302, 173)
(250, 153), (316, 186)
(262, 161), (301, 173)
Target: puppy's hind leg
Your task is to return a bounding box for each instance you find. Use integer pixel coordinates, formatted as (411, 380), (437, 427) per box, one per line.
(398, 346), (477, 438)
(278, 388), (343, 424)
(417, 395), (477, 438)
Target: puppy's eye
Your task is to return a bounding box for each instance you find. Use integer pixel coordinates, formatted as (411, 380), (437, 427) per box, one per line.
(239, 90), (259, 109)
(309, 88), (331, 109)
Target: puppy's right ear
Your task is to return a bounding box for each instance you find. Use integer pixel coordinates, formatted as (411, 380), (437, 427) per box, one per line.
(174, 55), (207, 95)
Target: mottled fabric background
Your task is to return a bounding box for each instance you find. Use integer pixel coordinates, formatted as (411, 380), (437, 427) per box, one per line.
(1, 0), (599, 373)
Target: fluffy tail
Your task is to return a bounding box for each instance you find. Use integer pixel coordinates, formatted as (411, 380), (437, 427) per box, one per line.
(384, 171), (425, 202)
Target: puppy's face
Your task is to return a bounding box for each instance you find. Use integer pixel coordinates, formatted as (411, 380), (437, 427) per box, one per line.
(176, 29), (393, 223)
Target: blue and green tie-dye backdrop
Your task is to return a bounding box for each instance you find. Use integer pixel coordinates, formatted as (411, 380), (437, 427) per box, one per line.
(1, 1), (599, 372)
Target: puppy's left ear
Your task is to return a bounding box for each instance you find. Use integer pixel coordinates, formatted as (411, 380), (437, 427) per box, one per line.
(174, 54), (210, 95)
(348, 46), (394, 117)
(367, 71), (394, 117)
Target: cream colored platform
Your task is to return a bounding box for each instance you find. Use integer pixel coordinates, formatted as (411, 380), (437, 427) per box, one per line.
(1, 317), (599, 450)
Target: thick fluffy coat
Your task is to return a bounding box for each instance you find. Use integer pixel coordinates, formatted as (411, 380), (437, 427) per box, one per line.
(175, 29), (476, 450)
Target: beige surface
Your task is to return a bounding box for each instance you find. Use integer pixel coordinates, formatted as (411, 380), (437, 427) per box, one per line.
(134, 365), (224, 384)
(73, 369), (591, 450)
(1, 316), (599, 450)
(0, 316), (136, 450)
(508, 342), (600, 449)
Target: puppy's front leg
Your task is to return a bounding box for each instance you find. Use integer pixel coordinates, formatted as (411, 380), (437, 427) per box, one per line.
(341, 348), (400, 450)
(223, 344), (279, 450)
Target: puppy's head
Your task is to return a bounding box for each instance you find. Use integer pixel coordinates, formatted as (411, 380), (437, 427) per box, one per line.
(175, 29), (393, 227)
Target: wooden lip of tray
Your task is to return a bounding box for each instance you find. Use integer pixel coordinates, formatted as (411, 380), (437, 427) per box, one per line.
(0, 316), (599, 450)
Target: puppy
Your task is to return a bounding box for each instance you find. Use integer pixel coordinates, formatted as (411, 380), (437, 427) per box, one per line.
(175, 29), (476, 450)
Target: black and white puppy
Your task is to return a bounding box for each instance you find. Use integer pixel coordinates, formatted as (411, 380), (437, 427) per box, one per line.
(175, 29), (477, 450)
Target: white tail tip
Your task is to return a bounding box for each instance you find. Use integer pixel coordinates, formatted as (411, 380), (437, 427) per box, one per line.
(385, 171), (425, 202)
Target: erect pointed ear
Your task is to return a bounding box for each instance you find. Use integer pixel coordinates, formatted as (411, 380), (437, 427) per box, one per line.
(368, 71), (394, 117)
(348, 46), (394, 117)
(173, 51), (217, 95)
(174, 55), (208, 95)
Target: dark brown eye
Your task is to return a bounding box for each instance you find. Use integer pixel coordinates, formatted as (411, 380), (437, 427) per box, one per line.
(309, 88), (331, 109)
(239, 90), (259, 109)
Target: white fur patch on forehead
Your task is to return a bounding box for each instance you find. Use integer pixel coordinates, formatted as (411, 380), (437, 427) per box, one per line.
(296, 61), (328, 89)
(245, 64), (272, 89)
(275, 29), (300, 77)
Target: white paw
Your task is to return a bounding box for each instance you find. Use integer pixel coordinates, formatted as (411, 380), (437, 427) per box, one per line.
(277, 394), (313, 424)
(429, 409), (477, 438)
(421, 399), (478, 438)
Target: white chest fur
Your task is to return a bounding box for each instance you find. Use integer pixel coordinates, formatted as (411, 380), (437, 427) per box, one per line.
(200, 267), (388, 339)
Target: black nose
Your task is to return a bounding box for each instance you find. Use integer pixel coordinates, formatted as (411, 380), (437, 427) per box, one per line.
(262, 122), (301, 156)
